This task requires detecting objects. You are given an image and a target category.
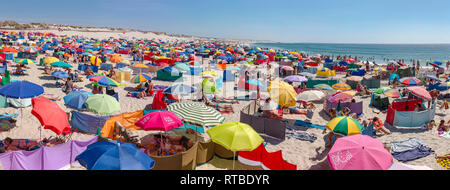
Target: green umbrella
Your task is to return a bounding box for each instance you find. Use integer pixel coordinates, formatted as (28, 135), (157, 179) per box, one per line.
(56, 51), (65, 55)
(373, 87), (391, 94)
(85, 94), (120, 115)
(167, 102), (224, 127)
(51, 61), (73, 68)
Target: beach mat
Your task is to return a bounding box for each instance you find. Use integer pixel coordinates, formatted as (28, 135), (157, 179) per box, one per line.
(294, 120), (326, 130)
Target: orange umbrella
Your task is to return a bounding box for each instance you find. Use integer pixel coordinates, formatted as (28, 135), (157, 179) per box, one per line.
(31, 97), (71, 135)
(1, 47), (18, 53)
(110, 54), (123, 63)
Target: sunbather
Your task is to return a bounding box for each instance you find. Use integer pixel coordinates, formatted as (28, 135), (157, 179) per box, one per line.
(84, 66), (94, 76)
(204, 97), (234, 113)
(425, 120), (436, 131)
(370, 117), (392, 135)
(328, 108), (337, 119)
(2, 137), (40, 152)
(438, 120), (449, 133)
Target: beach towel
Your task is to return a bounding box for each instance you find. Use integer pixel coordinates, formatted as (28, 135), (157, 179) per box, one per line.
(436, 153), (450, 170)
(392, 145), (434, 162)
(294, 120), (326, 130)
(389, 138), (427, 153)
(286, 130), (317, 142)
(439, 131), (450, 139)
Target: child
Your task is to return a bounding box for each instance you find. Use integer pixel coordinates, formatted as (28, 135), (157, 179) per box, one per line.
(425, 120), (436, 131)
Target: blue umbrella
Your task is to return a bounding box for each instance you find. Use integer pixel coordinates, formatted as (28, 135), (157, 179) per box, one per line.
(76, 140), (154, 170)
(63, 91), (93, 109)
(433, 61), (442, 66)
(51, 71), (69, 79)
(389, 73), (400, 82)
(0, 81), (44, 98)
(246, 79), (264, 87)
(164, 84), (196, 95)
(217, 55), (228, 60)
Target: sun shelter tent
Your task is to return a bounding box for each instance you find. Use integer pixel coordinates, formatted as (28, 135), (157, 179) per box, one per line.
(0, 136), (98, 170)
(386, 99), (436, 128)
(306, 79), (338, 89)
(156, 67), (183, 81)
(323, 98), (363, 116)
(370, 93), (390, 111)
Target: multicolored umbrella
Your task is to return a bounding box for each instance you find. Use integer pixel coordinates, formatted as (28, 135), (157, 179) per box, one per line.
(90, 56), (102, 66)
(89, 76), (120, 87)
(16, 59), (34, 65)
(332, 83), (351, 91)
(76, 140), (154, 170)
(400, 77), (421, 86)
(118, 67), (133, 73)
(85, 94), (121, 115)
(314, 84), (334, 90)
(135, 111), (183, 131)
(374, 67), (386, 72)
(329, 92), (353, 103)
(31, 97), (71, 135)
(326, 116), (363, 136)
(382, 88), (400, 98)
(406, 86), (432, 100)
(167, 102), (225, 127)
(268, 80), (297, 108)
(373, 87), (391, 95)
(328, 134), (392, 170)
(130, 73), (152, 83)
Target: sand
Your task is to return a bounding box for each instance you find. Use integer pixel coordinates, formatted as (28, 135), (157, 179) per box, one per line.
(1, 29), (449, 170)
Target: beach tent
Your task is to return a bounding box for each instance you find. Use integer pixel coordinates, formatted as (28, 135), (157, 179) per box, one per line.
(0, 136), (98, 170)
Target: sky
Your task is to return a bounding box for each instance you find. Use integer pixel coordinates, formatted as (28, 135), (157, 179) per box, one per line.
(1, 0), (450, 43)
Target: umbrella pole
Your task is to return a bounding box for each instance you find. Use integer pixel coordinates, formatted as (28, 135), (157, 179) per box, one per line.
(233, 151), (236, 170)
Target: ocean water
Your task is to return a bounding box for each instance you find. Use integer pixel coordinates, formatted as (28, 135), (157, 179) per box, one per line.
(251, 43), (450, 65)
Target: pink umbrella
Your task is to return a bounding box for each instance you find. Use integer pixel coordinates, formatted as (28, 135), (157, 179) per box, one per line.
(406, 86), (432, 101)
(329, 92), (353, 103)
(328, 134), (393, 170)
(135, 111), (183, 131)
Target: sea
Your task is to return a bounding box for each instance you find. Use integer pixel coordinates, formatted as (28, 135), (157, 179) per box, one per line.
(251, 43), (450, 65)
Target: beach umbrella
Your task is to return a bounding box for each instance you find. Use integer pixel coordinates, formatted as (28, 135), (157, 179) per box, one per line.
(85, 94), (121, 115)
(326, 116), (363, 136)
(110, 55), (123, 63)
(167, 102), (225, 127)
(89, 76), (120, 87)
(314, 84), (334, 91)
(373, 87), (391, 95)
(118, 67), (133, 73)
(374, 67), (386, 72)
(400, 77), (421, 86)
(329, 92), (353, 103)
(382, 88), (400, 98)
(406, 86), (432, 101)
(130, 73), (152, 84)
(296, 90), (325, 101)
(0, 81), (44, 98)
(51, 61), (72, 68)
(345, 68), (358, 72)
(341, 90), (357, 96)
(51, 71), (69, 79)
(332, 83), (351, 91)
(16, 59), (34, 65)
(207, 122), (264, 169)
(132, 64), (148, 68)
(200, 71), (217, 76)
(432, 61), (442, 66)
(284, 75), (308, 83)
(31, 97), (71, 135)
(44, 57), (60, 64)
(268, 80), (297, 108)
(389, 74), (400, 82)
(135, 111), (183, 131)
(281, 66), (294, 71)
(328, 134), (392, 170)
(0, 47), (18, 53)
(90, 56), (102, 66)
(63, 91), (93, 109)
(174, 62), (190, 71)
(76, 140), (154, 170)
(163, 84), (196, 95)
(346, 76), (363, 82)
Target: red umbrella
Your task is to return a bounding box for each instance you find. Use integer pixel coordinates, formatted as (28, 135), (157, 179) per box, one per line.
(31, 97), (71, 135)
(406, 86), (432, 101)
(0, 47), (18, 53)
(397, 62), (407, 66)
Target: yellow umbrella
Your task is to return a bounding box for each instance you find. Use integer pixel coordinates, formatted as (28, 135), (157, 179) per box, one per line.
(374, 67), (386, 72)
(268, 80), (297, 108)
(90, 56), (102, 66)
(44, 57), (60, 64)
(132, 64), (148, 68)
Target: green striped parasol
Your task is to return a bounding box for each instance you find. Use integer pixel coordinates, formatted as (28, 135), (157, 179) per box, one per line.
(167, 102), (225, 127)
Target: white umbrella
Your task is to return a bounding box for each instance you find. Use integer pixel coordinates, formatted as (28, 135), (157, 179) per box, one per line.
(296, 90), (325, 102)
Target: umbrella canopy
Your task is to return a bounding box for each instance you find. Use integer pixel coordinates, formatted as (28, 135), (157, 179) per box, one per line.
(374, 67), (386, 72)
(326, 116), (363, 136)
(246, 79), (264, 87)
(163, 84), (196, 95)
(118, 67), (133, 73)
(31, 97), (71, 135)
(110, 55), (123, 63)
(206, 122), (263, 152)
(90, 56), (102, 66)
(17, 59), (34, 65)
(314, 84), (334, 90)
(382, 88), (400, 98)
(389, 74), (400, 82)
(0, 81), (44, 98)
(76, 140), (154, 170)
(130, 73), (152, 83)
(167, 102), (225, 127)
(328, 134), (392, 170)
(296, 90), (325, 102)
(332, 83), (351, 91)
(89, 76), (120, 87)
(135, 111), (183, 131)
(284, 75), (308, 83)
(132, 64), (148, 68)
(51, 61), (72, 68)
(400, 77), (421, 86)
(406, 86), (432, 100)
(174, 62), (190, 71)
(85, 94), (120, 115)
(373, 87), (391, 95)
(329, 92), (353, 103)
(63, 91), (93, 109)
(51, 71), (69, 79)
(268, 80), (297, 108)
(44, 57), (60, 64)
(0, 47), (18, 53)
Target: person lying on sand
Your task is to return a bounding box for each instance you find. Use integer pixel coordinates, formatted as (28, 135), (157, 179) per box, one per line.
(204, 97), (234, 113)
(370, 117), (392, 135)
(127, 91), (148, 99)
(438, 120), (449, 133)
(435, 154), (450, 159)
(1, 137), (40, 152)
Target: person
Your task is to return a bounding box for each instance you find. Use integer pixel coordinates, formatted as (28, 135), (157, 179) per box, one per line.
(328, 108), (337, 119)
(356, 82), (363, 93)
(340, 107), (351, 116)
(437, 120), (449, 133)
(204, 94), (234, 113)
(145, 79), (154, 96)
(84, 66), (94, 76)
(371, 117), (391, 135)
(98, 86), (104, 94)
(429, 90), (440, 108)
(425, 120), (436, 131)
(260, 98), (282, 119)
(440, 100), (449, 110)
(92, 85), (99, 94)
(63, 77), (76, 94)
(106, 86), (116, 96)
(2, 137), (40, 152)
(415, 103), (425, 112)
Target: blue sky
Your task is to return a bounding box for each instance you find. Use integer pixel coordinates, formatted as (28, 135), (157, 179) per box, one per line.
(1, 0), (450, 43)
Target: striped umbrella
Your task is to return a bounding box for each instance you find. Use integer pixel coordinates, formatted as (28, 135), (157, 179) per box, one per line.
(332, 83), (351, 91)
(118, 67), (133, 73)
(16, 59), (34, 65)
(326, 116), (363, 136)
(89, 76), (120, 87)
(130, 73), (152, 83)
(314, 84), (334, 90)
(167, 102), (225, 127)
(382, 88), (400, 98)
(400, 77), (421, 86)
